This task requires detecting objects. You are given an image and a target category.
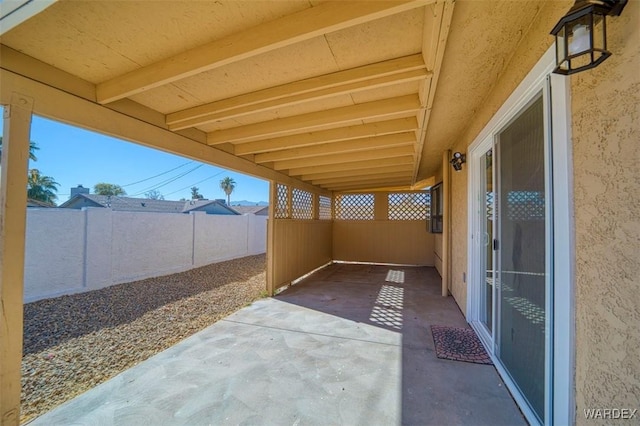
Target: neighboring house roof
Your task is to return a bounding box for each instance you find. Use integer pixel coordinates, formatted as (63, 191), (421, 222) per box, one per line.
(59, 194), (184, 212)
(27, 198), (56, 208)
(182, 199), (240, 215)
(59, 194), (239, 215)
(231, 205), (269, 216)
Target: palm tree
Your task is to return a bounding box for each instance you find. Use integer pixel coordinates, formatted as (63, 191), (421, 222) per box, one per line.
(219, 177), (236, 205)
(27, 169), (59, 204)
(0, 136), (39, 162)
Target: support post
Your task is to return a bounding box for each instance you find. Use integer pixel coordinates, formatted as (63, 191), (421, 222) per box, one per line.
(442, 150), (451, 297)
(266, 181), (276, 295)
(312, 193), (319, 220)
(286, 185), (293, 219)
(374, 192), (388, 221)
(0, 93), (33, 425)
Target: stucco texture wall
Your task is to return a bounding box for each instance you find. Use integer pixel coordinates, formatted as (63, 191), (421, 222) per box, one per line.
(449, 160), (468, 314)
(571, 1), (640, 417)
(439, 0), (639, 418)
(442, 2), (571, 317)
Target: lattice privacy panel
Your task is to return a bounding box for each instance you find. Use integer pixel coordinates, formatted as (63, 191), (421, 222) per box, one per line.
(506, 191), (545, 221)
(291, 188), (313, 220)
(335, 193), (374, 220)
(319, 195), (332, 220)
(388, 192), (428, 220)
(275, 184), (289, 219)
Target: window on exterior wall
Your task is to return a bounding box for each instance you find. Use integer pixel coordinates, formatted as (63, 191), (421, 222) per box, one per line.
(319, 195), (332, 220)
(335, 193), (374, 220)
(429, 183), (443, 233)
(388, 192), (429, 220)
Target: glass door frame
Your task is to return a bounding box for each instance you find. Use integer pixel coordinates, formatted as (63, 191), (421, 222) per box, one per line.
(466, 46), (574, 426)
(470, 79), (552, 426)
(472, 136), (497, 353)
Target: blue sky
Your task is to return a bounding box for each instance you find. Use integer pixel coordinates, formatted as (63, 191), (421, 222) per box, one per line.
(1, 114), (269, 204)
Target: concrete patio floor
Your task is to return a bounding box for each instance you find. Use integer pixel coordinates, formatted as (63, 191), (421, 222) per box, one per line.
(28, 263), (525, 425)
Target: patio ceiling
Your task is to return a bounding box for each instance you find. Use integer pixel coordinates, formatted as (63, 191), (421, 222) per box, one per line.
(0, 0), (556, 192)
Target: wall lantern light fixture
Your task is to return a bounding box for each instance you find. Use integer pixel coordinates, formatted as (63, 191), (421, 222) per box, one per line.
(551, 0), (627, 75)
(450, 152), (466, 172)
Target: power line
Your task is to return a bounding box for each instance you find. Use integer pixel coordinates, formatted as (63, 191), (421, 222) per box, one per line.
(130, 164), (204, 196)
(130, 164), (203, 196)
(163, 171), (226, 197)
(121, 161), (193, 187)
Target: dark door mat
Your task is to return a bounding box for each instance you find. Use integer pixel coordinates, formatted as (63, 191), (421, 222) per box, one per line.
(431, 325), (493, 365)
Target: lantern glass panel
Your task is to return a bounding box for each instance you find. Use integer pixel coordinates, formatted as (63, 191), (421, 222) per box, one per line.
(592, 12), (607, 52)
(571, 12), (606, 70)
(555, 25), (569, 72)
(567, 14), (593, 57)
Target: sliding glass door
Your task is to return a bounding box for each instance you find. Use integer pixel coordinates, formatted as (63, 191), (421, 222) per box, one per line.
(495, 93), (548, 422)
(471, 90), (551, 425)
(469, 48), (574, 425)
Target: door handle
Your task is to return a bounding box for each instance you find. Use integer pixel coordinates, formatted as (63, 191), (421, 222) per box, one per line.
(493, 239), (499, 251)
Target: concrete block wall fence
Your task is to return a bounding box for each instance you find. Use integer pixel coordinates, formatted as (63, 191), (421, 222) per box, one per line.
(23, 208), (267, 303)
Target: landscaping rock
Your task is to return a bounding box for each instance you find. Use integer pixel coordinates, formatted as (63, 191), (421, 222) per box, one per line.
(21, 254), (266, 423)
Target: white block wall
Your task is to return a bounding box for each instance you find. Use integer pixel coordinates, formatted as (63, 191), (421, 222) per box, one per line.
(24, 209), (86, 298)
(193, 213), (249, 267)
(248, 214), (268, 255)
(23, 208), (267, 302)
(111, 211), (194, 284)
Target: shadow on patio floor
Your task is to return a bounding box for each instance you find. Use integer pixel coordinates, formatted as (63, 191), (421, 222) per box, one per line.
(276, 262), (526, 425)
(28, 262), (526, 426)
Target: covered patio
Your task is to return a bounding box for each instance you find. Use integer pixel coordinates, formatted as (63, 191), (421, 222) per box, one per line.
(27, 263), (524, 425)
(2, 0), (638, 425)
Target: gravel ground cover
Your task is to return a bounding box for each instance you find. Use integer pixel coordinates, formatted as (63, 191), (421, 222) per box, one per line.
(21, 254), (267, 424)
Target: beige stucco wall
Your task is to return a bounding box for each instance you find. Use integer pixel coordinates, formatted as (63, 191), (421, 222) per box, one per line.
(571, 0), (640, 418)
(441, 0), (639, 418)
(449, 164), (468, 314)
(442, 2), (571, 317)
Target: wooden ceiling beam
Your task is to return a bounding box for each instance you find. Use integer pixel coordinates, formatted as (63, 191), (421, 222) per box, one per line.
(254, 132), (415, 164)
(311, 171), (413, 186)
(273, 145), (414, 171)
(0, 68), (331, 198)
(287, 156), (414, 177)
(301, 164), (413, 181)
(207, 94), (420, 145)
(167, 55), (429, 130)
(234, 117), (418, 155)
(413, 0), (455, 182)
(96, 0), (433, 104)
(333, 185), (412, 193)
(327, 179), (411, 191)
